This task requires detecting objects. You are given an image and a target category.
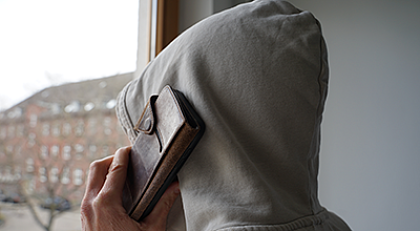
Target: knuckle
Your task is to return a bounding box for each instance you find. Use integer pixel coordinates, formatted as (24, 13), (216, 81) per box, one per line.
(80, 197), (106, 220)
(88, 160), (102, 171)
(80, 199), (94, 216)
(108, 163), (126, 173)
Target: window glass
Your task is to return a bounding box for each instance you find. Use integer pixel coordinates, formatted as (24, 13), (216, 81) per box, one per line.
(0, 1), (138, 229)
(41, 145), (48, 159)
(62, 146), (71, 160)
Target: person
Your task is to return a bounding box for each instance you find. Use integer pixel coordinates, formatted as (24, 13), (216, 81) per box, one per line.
(82, 0), (352, 230)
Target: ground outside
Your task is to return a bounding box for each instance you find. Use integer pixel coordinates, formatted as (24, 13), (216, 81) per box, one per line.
(0, 202), (81, 231)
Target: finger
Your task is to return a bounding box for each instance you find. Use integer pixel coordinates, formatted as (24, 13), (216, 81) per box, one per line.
(142, 181), (180, 229)
(84, 155), (114, 198)
(99, 146), (131, 201)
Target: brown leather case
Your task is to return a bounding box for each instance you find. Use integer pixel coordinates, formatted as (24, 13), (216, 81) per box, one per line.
(122, 85), (205, 221)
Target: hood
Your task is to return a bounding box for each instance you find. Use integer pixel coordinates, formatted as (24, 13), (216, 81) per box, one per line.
(116, 1), (346, 230)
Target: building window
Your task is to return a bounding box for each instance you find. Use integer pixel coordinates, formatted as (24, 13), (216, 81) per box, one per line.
(42, 123), (50, 136)
(28, 133), (36, 147)
(39, 167), (47, 183)
(41, 145), (48, 159)
(73, 168), (84, 186)
(102, 146), (109, 157)
(89, 145), (97, 159)
(17, 124), (24, 137)
(50, 167), (59, 183)
(75, 144), (84, 159)
(64, 101), (81, 113)
(61, 168), (70, 184)
(51, 103), (61, 115)
(63, 145), (71, 160)
(106, 99), (117, 109)
(52, 124), (60, 137)
(29, 114), (38, 127)
(14, 167), (21, 181)
(63, 123), (71, 136)
(104, 117), (112, 135)
(51, 145), (59, 157)
(1, 167), (13, 182)
(28, 178), (36, 193)
(75, 120), (84, 136)
(88, 118), (97, 135)
(84, 102), (95, 111)
(26, 158), (34, 172)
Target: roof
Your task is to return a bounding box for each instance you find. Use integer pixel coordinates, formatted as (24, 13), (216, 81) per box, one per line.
(1, 72), (134, 120)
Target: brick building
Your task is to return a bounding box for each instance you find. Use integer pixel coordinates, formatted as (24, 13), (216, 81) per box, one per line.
(0, 73), (133, 203)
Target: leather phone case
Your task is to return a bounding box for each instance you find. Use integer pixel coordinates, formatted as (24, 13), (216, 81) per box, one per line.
(121, 85), (205, 221)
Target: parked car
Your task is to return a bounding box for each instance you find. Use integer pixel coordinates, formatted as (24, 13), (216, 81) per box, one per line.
(0, 190), (5, 202)
(40, 196), (71, 211)
(1, 192), (26, 204)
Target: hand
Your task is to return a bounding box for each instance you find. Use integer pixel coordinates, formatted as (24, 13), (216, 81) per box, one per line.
(81, 146), (181, 231)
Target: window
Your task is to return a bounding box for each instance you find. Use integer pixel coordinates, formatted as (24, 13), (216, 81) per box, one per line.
(41, 145), (48, 159)
(75, 120), (84, 136)
(1, 166), (12, 182)
(64, 101), (81, 113)
(89, 145), (97, 159)
(51, 145), (59, 157)
(50, 167), (59, 183)
(1, 0), (139, 228)
(17, 124), (24, 137)
(88, 118), (97, 135)
(61, 168), (70, 184)
(50, 103), (61, 115)
(26, 158), (34, 172)
(63, 145), (71, 160)
(73, 168), (84, 186)
(102, 146), (109, 157)
(63, 123), (71, 136)
(75, 144), (84, 159)
(84, 102), (95, 111)
(14, 167), (21, 181)
(104, 117), (112, 126)
(52, 123), (60, 137)
(106, 99), (117, 109)
(29, 114), (37, 127)
(28, 133), (36, 147)
(39, 167), (47, 183)
(42, 123), (50, 136)
(6, 107), (22, 119)
(104, 117), (112, 135)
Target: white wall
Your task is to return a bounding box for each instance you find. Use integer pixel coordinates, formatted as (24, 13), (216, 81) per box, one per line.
(287, 0), (420, 230)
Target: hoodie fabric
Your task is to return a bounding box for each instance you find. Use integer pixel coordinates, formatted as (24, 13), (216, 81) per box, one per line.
(116, 1), (351, 230)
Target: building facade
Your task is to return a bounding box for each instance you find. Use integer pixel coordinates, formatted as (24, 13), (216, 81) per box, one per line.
(0, 73), (133, 203)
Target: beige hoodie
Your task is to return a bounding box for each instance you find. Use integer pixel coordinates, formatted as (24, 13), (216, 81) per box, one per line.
(116, 1), (351, 230)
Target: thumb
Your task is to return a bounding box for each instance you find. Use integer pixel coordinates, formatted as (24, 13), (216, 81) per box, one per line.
(100, 147), (130, 202)
(141, 181), (180, 230)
